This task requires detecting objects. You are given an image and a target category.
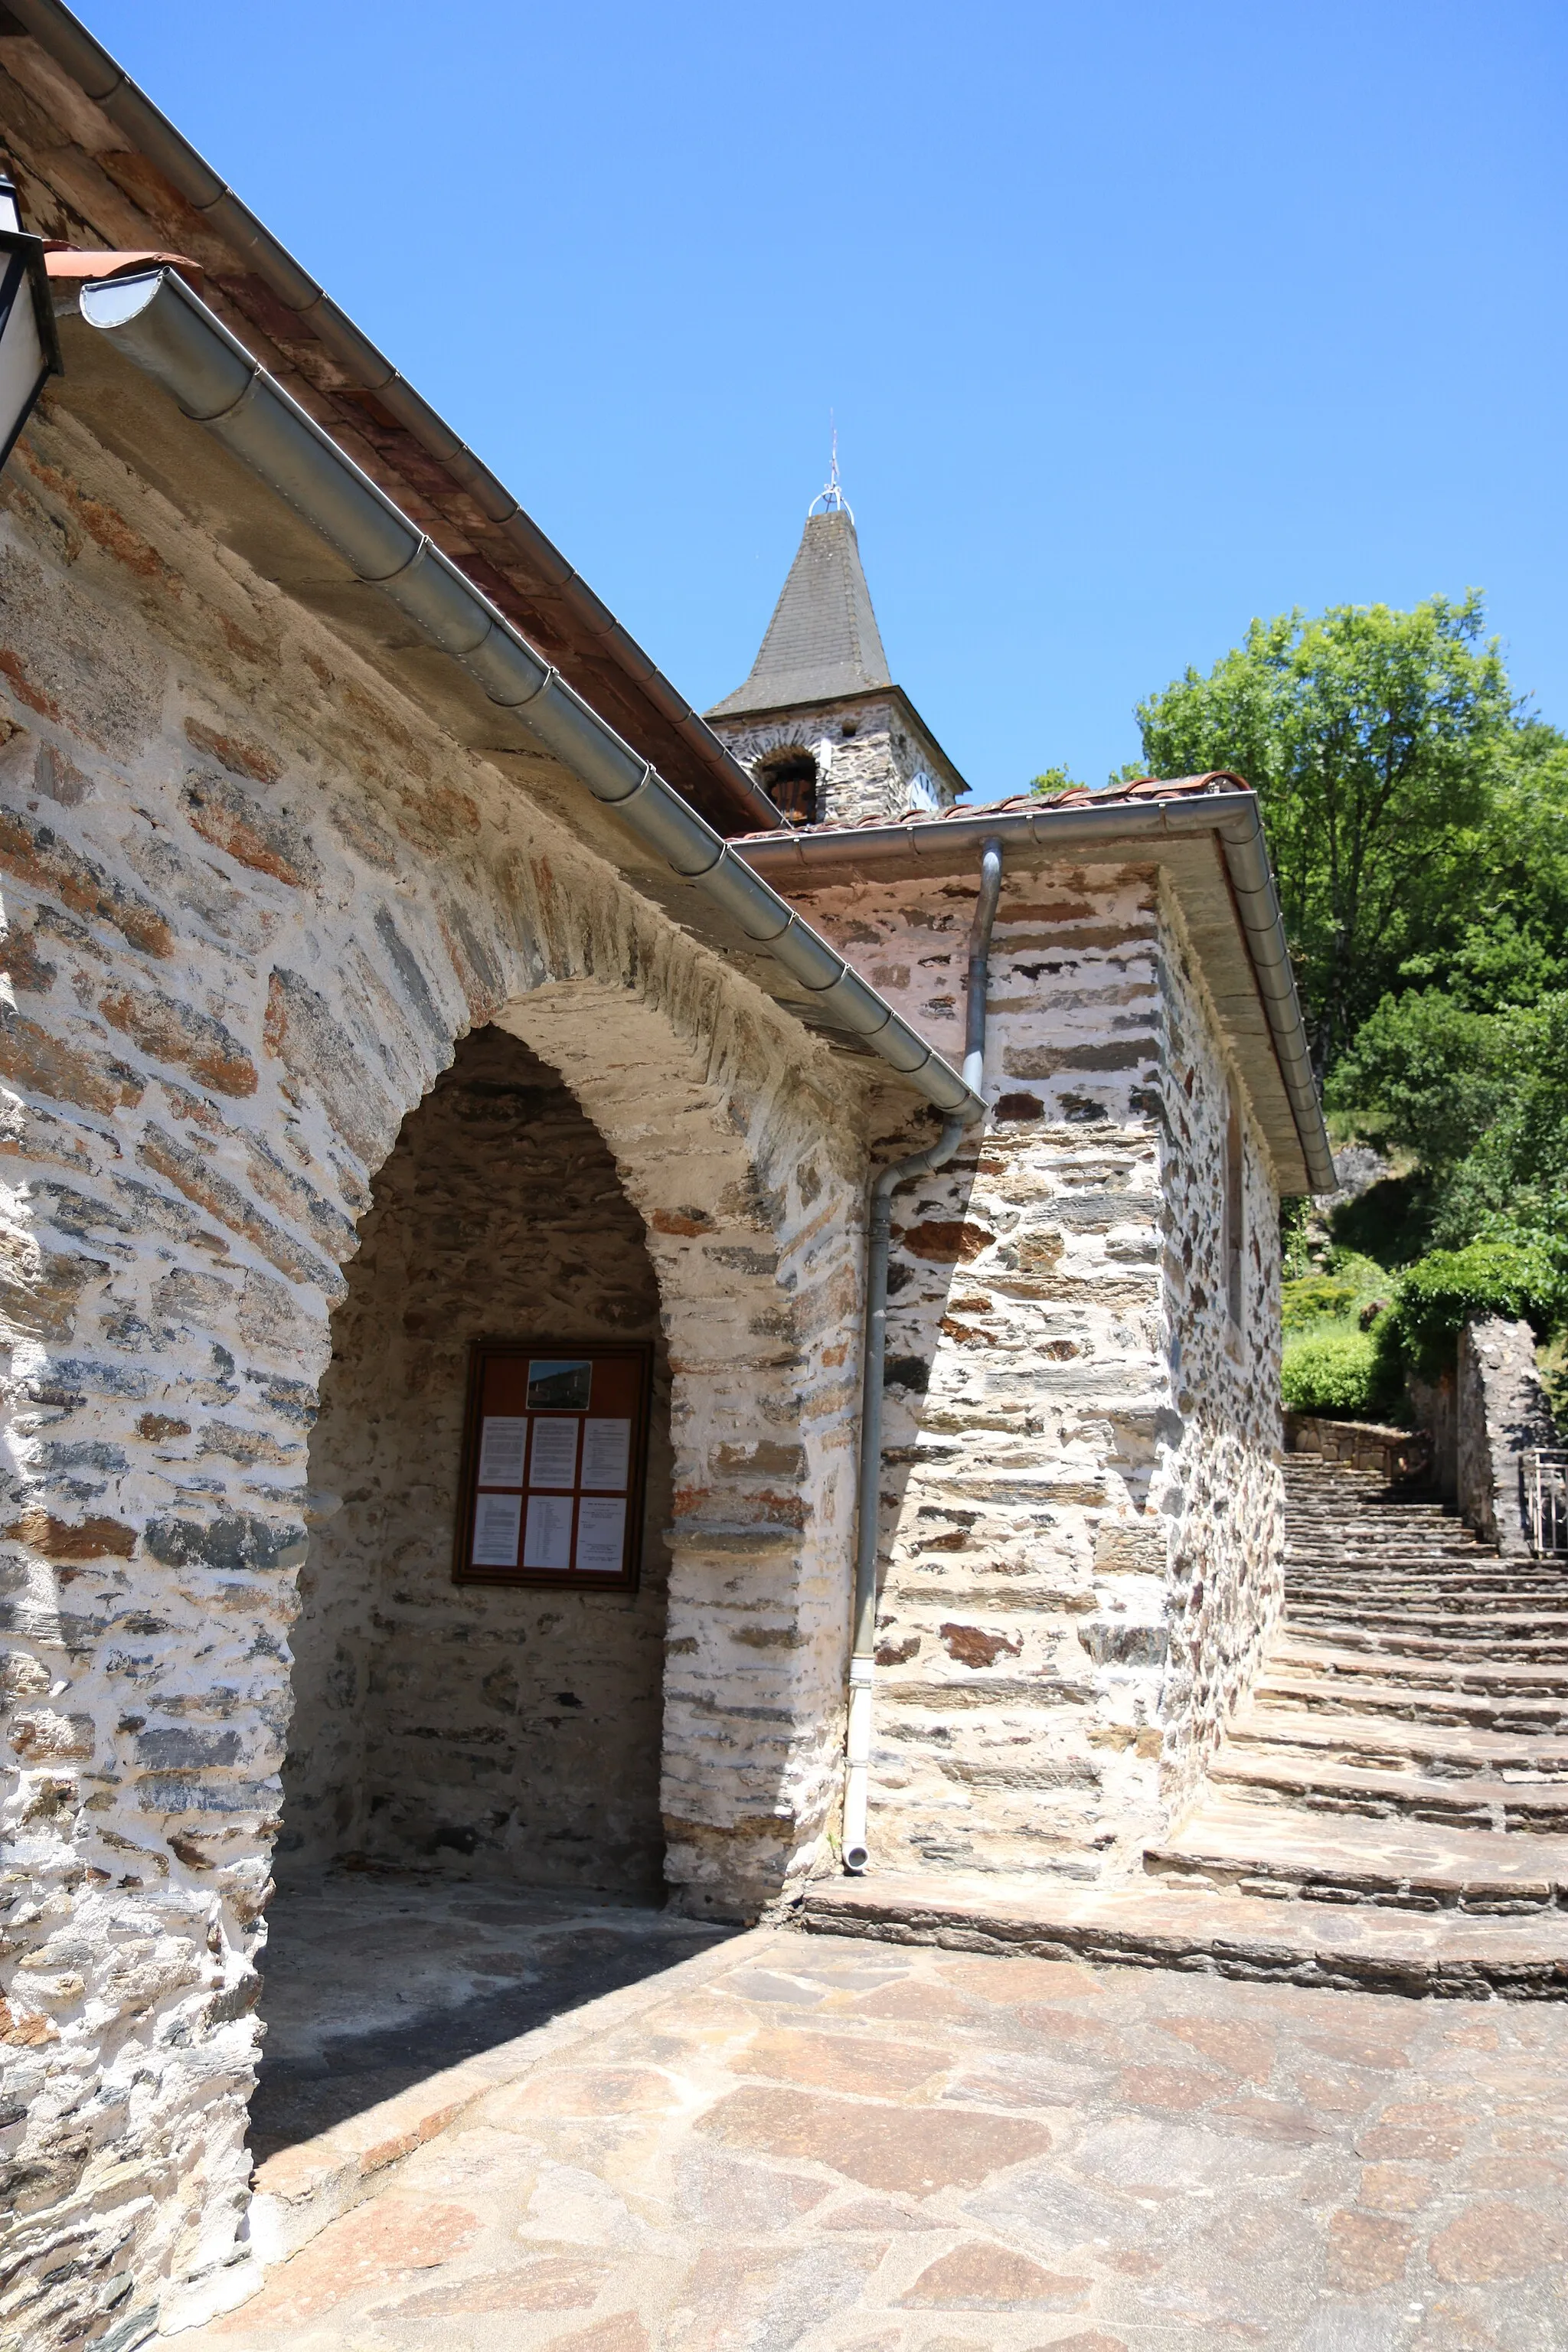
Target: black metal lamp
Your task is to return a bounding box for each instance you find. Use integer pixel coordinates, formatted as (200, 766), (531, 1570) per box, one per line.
(0, 172), (62, 471)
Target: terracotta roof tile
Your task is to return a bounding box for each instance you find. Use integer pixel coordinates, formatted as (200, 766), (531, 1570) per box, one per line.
(733, 770), (1250, 842)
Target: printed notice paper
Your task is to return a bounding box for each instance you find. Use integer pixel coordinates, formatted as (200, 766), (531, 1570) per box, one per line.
(523, 1494), (573, 1571)
(476, 1416), (528, 1487)
(581, 1417), (630, 1491)
(575, 1495), (626, 1572)
(472, 1490), (522, 1568)
(528, 1418), (579, 1488)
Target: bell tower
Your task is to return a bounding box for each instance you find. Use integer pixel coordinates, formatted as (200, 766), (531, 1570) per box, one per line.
(707, 451), (968, 827)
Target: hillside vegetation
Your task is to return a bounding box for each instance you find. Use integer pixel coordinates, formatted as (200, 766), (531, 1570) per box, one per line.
(1047, 594), (1568, 1419)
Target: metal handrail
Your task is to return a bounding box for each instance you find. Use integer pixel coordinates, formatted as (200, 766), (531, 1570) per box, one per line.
(1524, 1449), (1568, 1557)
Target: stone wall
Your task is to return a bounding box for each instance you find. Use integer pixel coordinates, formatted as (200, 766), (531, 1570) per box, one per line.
(1283, 1412), (1429, 1481)
(283, 1026), (672, 1899)
(1152, 881), (1285, 1824)
(779, 857), (1284, 1880)
(1455, 1317), (1560, 1560)
(0, 404), (866, 2343)
(712, 696), (954, 827)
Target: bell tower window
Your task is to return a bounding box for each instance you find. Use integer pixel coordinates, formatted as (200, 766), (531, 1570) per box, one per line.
(757, 747), (818, 827)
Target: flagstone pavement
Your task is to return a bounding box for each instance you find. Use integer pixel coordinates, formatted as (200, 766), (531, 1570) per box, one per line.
(188, 1925), (1567, 2352)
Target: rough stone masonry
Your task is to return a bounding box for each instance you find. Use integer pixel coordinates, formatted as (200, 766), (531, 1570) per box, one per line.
(771, 851), (1283, 1884)
(0, 400), (872, 2347)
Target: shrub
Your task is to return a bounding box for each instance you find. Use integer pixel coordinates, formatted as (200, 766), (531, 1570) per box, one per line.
(1280, 1330), (1384, 1416)
(1281, 1275), (1361, 1334)
(1387, 1239), (1566, 1381)
(1281, 1250), (1394, 1336)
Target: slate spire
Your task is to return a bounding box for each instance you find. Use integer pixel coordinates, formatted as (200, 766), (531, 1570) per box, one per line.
(708, 503), (892, 719)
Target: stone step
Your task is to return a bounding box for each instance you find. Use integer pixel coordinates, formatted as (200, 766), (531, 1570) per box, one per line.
(1227, 1703), (1568, 1782)
(1289, 1598), (1568, 1624)
(1284, 1510), (1474, 1526)
(1286, 1545), (1509, 1564)
(1272, 1642), (1568, 1697)
(1285, 1573), (1560, 1598)
(1145, 1798), (1568, 1914)
(1289, 1603), (1568, 1628)
(1288, 1543), (1523, 1561)
(798, 1869), (1568, 1998)
(1253, 1672), (1568, 1736)
(1285, 1607), (1560, 1629)
(1286, 1517), (1460, 1530)
(1231, 1703), (1568, 1769)
(1208, 1748), (1568, 1834)
(1286, 1511), (1475, 1525)
(1283, 1501), (1449, 1514)
(1284, 1619), (1568, 1664)
(1285, 1524), (1484, 1541)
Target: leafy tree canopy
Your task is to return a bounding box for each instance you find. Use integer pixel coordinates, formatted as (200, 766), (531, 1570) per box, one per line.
(1133, 593), (1534, 1075)
(1105, 592), (1568, 1360)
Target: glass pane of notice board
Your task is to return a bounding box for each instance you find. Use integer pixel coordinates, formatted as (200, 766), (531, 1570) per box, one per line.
(452, 1341), (652, 1591)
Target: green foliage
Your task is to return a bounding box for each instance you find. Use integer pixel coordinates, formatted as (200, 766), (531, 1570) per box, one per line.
(1279, 1197), (1315, 1281)
(1029, 766), (1086, 797)
(1381, 1240), (1567, 1382)
(1331, 991), (1568, 1251)
(1099, 593), (1568, 1381)
(1281, 1252), (1390, 1336)
(1328, 1171), (1437, 1269)
(1134, 593), (1518, 1073)
(1328, 990), (1507, 1171)
(1280, 1329), (1384, 1416)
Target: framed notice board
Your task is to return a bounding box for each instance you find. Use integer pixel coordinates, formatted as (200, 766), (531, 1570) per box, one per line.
(452, 1341), (652, 1592)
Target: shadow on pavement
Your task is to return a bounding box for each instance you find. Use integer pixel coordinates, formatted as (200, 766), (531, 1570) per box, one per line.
(249, 1865), (734, 2162)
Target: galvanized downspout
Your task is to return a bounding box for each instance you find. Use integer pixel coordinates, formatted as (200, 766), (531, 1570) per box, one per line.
(842, 837), (1003, 1873)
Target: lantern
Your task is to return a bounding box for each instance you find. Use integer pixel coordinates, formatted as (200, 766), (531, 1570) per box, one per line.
(0, 173), (62, 471)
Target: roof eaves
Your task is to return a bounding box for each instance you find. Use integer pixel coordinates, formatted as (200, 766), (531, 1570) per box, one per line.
(733, 781), (1334, 1194)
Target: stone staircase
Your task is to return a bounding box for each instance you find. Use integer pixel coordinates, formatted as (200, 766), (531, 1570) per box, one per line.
(1145, 1452), (1568, 1915)
(803, 1451), (1568, 1994)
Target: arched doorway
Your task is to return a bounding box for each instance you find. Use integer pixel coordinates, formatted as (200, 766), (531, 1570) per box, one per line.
(280, 1022), (673, 1896)
(251, 1024), (704, 2160)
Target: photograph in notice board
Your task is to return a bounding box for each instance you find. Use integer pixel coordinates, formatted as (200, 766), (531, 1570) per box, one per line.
(528, 1358), (593, 1411)
(454, 1341), (652, 1590)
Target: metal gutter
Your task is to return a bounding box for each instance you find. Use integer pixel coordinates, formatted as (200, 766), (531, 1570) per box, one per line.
(5, 0), (781, 835)
(75, 266), (980, 1122)
(738, 795), (1337, 1194)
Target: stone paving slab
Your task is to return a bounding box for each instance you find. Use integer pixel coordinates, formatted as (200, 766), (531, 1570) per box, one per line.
(178, 1923), (1568, 2350)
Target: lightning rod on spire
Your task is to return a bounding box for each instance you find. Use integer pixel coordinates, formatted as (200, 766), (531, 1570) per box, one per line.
(808, 416), (854, 523)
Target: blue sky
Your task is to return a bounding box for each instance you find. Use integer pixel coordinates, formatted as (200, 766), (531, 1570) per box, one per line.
(81, 2), (1567, 803)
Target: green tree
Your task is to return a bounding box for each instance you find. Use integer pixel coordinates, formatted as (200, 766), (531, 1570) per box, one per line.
(1328, 988), (1568, 1251)
(1135, 594), (1517, 1074)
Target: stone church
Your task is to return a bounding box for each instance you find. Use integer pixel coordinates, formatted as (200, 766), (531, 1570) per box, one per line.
(0, 8), (1333, 2345)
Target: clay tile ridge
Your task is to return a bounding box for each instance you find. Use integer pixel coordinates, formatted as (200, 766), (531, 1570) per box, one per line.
(733, 769), (1250, 841)
(44, 245), (206, 293)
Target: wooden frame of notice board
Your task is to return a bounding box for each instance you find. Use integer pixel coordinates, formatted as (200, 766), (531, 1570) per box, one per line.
(452, 1340), (653, 1592)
